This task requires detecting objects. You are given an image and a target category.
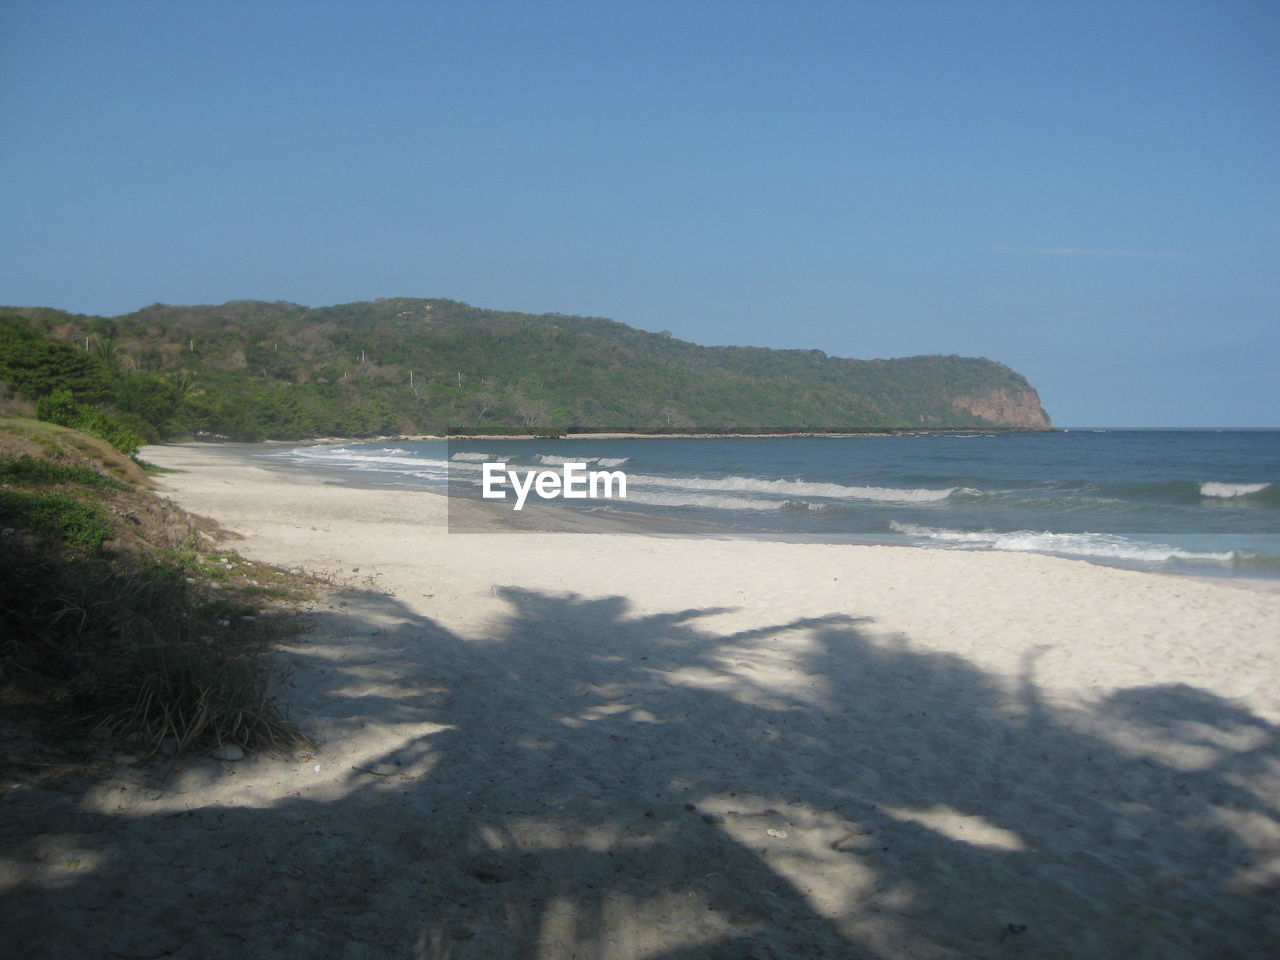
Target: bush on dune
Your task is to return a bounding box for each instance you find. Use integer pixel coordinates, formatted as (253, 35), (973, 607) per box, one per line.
(35, 388), (143, 457)
(0, 420), (313, 760)
(1, 540), (304, 755)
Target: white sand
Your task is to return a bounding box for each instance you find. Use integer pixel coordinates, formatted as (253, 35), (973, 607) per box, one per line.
(4, 442), (1279, 959)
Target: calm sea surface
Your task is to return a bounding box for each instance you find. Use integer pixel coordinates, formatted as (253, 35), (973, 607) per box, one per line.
(270, 430), (1280, 580)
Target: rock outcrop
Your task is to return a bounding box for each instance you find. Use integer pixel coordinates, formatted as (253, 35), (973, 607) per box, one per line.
(950, 387), (1051, 429)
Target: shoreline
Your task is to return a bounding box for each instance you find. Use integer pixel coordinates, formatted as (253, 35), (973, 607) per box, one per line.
(185, 426), (1058, 445)
(164, 439), (1280, 589)
(138, 442), (1280, 714)
(9, 439), (1277, 958)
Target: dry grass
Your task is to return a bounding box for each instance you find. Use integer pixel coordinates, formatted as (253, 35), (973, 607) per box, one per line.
(1, 417), (317, 764)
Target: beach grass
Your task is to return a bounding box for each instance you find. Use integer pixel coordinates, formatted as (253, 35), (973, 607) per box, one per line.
(0, 418), (315, 763)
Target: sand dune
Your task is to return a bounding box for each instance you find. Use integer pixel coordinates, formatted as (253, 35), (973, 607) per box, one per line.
(3, 442), (1278, 959)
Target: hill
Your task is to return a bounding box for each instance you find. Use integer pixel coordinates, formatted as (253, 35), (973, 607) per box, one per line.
(1, 298), (1050, 440)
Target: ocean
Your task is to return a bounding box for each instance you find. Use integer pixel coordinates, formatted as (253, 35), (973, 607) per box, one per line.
(270, 430), (1280, 580)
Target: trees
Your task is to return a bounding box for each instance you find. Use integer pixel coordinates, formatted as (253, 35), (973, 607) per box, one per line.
(0, 318), (112, 402)
(0, 300), (1049, 439)
(35, 389), (143, 456)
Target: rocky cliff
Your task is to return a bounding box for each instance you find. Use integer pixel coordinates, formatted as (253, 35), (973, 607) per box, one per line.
(951, 387), (1051, 429)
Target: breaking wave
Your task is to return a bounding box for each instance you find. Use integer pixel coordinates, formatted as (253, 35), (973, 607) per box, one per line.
(889, 522), (1239, 566)
(630, 473), (959, 503)
(279, 446), (448, 470)
(536, 454), (630, 467)
(1200, 481), (1272, 499)
(619, 489), (779, 512)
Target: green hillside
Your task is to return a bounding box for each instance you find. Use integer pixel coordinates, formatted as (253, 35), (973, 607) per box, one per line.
(1, 298), (1050, 441)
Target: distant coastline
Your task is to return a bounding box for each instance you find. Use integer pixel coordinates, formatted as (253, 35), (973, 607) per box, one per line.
(3, 298), (1052, 441)
(191, 425), (1058, 445)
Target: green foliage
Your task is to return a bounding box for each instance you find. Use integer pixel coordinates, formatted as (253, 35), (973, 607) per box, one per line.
(0, 489), (114, 550)
(0, 453), (126, 489)
(34, 388), (143, 456)
(0, 299), (1049, 439)
(113, 375), (181, 425)
(33, 387), (81, 425)
(0, 318), (113, 401)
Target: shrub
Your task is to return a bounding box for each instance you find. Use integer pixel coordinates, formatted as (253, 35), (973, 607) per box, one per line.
(0, 542), (308, 756)
(34, 388), (143, 456)
(34, 388), (80, 425)
(0, 453), (126, 490)
(0, 490), (114, 550)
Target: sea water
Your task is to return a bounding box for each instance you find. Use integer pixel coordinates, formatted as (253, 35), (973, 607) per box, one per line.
(271, 430), (1280, 580)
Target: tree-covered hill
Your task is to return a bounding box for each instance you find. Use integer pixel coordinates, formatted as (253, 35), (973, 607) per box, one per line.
(1, 298), (1050, 441)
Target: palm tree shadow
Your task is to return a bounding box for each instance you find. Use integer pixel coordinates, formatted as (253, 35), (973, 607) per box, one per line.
(3, 583), (1277, 959)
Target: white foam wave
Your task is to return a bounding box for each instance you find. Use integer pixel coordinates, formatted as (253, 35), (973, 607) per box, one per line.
(620, 489), (779, 512)
(890, 522), (1236, 565)
(450, 452), (493, 461)
(280, 446), (450, 470)
(285, 445), (407, 459)
(1200, 481), (1271, 499)
(535, 454), (630, 467)
(631, 473), (956, 502)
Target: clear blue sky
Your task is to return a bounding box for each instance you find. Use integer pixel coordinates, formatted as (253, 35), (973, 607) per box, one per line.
(2, 1), (1277, 426)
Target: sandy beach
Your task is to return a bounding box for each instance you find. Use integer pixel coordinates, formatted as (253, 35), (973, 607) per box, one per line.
(4, 442), (1279, 959)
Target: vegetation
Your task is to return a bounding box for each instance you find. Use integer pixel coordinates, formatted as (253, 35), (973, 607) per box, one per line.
(0, 452), (127, 490)
(0, 319), (152, 452)
(0, 299), (1049, 441)
(35, 387), (143, 456)
(0, 417), (313, 764)
(0, 490), (114, 550)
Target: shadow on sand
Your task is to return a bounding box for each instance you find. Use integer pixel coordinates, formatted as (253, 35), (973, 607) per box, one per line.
(3, 583), (1277, 958)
